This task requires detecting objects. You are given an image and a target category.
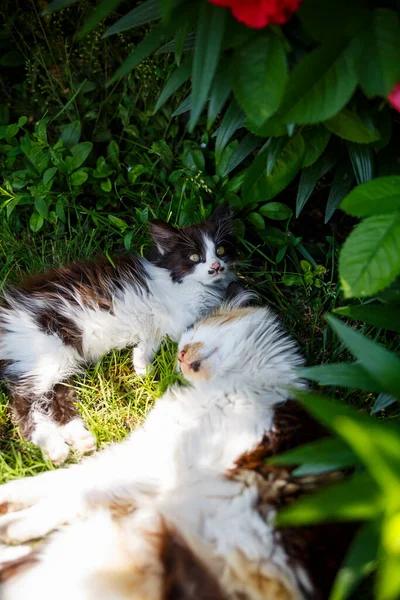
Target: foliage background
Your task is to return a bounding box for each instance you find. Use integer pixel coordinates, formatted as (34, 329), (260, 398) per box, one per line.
(1, 0), (400, 598)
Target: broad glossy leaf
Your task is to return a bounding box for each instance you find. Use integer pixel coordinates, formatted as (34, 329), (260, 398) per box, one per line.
(243, 133), (305, 204)
(270, 437), (357, 469)
(298, 363), (382, 393)
(301, 126), (331, 168)
(340, 176), (400, 217)
(215, 100), (245, 164)
(277, 471), (380, 526)
(207, 57), (232, 129)
(43, 167), (57, 187)
(330, 520), (379, 600)
(298, 0), (368, 44)
(245, 113), (287, 138)
(347, 142), (374, 185)
(104, 0), (161, 37)
(358, 9), (400, 97)
(189, 3), (226, 132)
(223, 133), (260, 177)
(34, 197), (48, 219)
(60, 121), (81, 150)
(233, 32), (287, 127)
(296, 153), (336, 217)
(259, 202), (292, 221)
(66, 142), (93, 174)
(339, 212), (400, 298)
(324, 109), (380, 143)
(327, 315), (400, 399)
(71, 169), (88, 186)
(154, 58), (192, 113)
(247, 212), (265, 229)
(325, 164), (355, 223)
(278, 38), (360, 125)
(334, 304), (400, 333)
(29, 212), (44, 232)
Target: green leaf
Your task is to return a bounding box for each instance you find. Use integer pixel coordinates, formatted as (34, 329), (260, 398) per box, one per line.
(301, 126), (331, 168)
(298, 363), (382, 393)
(259, 201), (292, 221)
(17, 116), (27, 127)
(172, 94), (192, 117)
(330, 520), (379, 600)
(277, 471), (381, 526)
(340, 176), (400, 217)
(232, 32), (287, 127)
(298, 0), (368, 44)
(93, 156), (113, 178)
(278, 38), (360, 125)
(358, 9), (400, 97)
(245, 113), (287, 138)
(104, 0), (161, 37)
(296, 153), (336, 217)
(107, 140), (120, 165)
(154, 57), (192, 113)
(339, 212), (400, 298)
(334, 304), (400, 334)
(6, 123), (19, 138)
(207, 57), (232, 129)
(347, 142), (374, 185)
(247, 212), (265, 229)
(29, 212), (44, 232)
(189, 3), (226, 131)
(78, 0), (122, 39)
(325, 164), (355, 224)
(282, 274), (303, 286)
(55, 198), (66, 223)
(59, 121), (81, 150)
(174, 22), (190, 65)
(327, 315), (400, 399)
(108, 24), (168, 85)
(371, 393), (398, 415)
(34, 197), (49, 219)
(108, 215), (127, 230)
(215, 100), (245, 164)
(378, 549), (400, 600)
(70, 169), (88, 186)
(324, 109), (381, 143)
(223, 133), (260, 177)
(42, 0), (78, 15)
(66, 142), (93, 174)
(270, 437), (357, 469)
(243, 133), (305, 204)
(101, 178), (112, 192)
(43, 167), (57, 187)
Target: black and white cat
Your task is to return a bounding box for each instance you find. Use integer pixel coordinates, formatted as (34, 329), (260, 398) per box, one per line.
(0, 204), (235, 463)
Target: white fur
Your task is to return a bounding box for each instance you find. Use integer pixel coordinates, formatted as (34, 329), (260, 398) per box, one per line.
(0, 307), (310, 598)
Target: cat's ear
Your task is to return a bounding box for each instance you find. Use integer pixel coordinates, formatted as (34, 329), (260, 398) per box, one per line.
(150, 220), (178, 255)
(208, 203), (232, 232)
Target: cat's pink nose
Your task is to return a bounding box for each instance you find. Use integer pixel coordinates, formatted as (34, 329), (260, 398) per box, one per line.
(211, 261), (222, 272)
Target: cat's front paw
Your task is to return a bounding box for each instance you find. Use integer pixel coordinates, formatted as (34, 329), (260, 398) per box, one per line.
(61, 419), (97, 455)
(132, 346), (153, 377)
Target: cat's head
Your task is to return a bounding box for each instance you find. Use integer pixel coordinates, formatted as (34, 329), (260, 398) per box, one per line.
(177, 302), (304, 390)
(150, 204), (235, 286)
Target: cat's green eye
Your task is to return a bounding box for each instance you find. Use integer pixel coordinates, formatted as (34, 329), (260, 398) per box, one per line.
(216, 246), (225, 257)
(189, 253), (201, 263)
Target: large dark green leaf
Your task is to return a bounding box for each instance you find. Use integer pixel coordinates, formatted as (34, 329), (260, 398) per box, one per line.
(223, 133), (260, 177)
(358, 9), (400, 97)
(325, 164), (355, 223)
(339, 212), (400, 298)
(296, 152), (336, 217)
(330, 520), (379, 600)
(301, 126), (331, 168)
(298, 0), (369, 44)
(104, 0), (161, 37)
(270, 437), (357, 470)
(232, 32), (287, 127)
(340, 176), (400, 217)
(65, 142), (93, 174)
(298, 363), (382, 393)
(189, 3), (226, 131)
(277, 38), (360, 125)
(243, 133), (305, 204)
(324, 109), (380, 143)
(334, 304), (400, 334)
(327, 315), (400, 399)
(277, 471), (380, 526)
(42, 0), (78, 15)
(214, 100), (245, 164)
(207, 57), (232, 129)
(154, 58), (192, 113)
(347, 142), (374, 185)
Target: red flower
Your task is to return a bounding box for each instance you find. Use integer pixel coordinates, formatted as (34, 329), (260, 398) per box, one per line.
(388, 83), (400, 112)
(209, 0), (302, 29)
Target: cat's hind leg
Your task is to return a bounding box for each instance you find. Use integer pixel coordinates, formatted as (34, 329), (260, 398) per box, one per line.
(52, 384), (96, 455)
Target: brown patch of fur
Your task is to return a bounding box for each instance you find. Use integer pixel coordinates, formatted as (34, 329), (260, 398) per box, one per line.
(0, 552), (39, 583)
(194, 307), (259, 330)
(10, 390), (34, 437)
(50, 383), (80, 425)
(36, 310), (83, 354)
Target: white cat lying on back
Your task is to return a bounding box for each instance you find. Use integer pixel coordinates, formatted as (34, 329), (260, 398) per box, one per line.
(0, 300), (321, 600)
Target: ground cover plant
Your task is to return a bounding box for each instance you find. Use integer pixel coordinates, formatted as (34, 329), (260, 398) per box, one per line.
(0, 0), (400, 598)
